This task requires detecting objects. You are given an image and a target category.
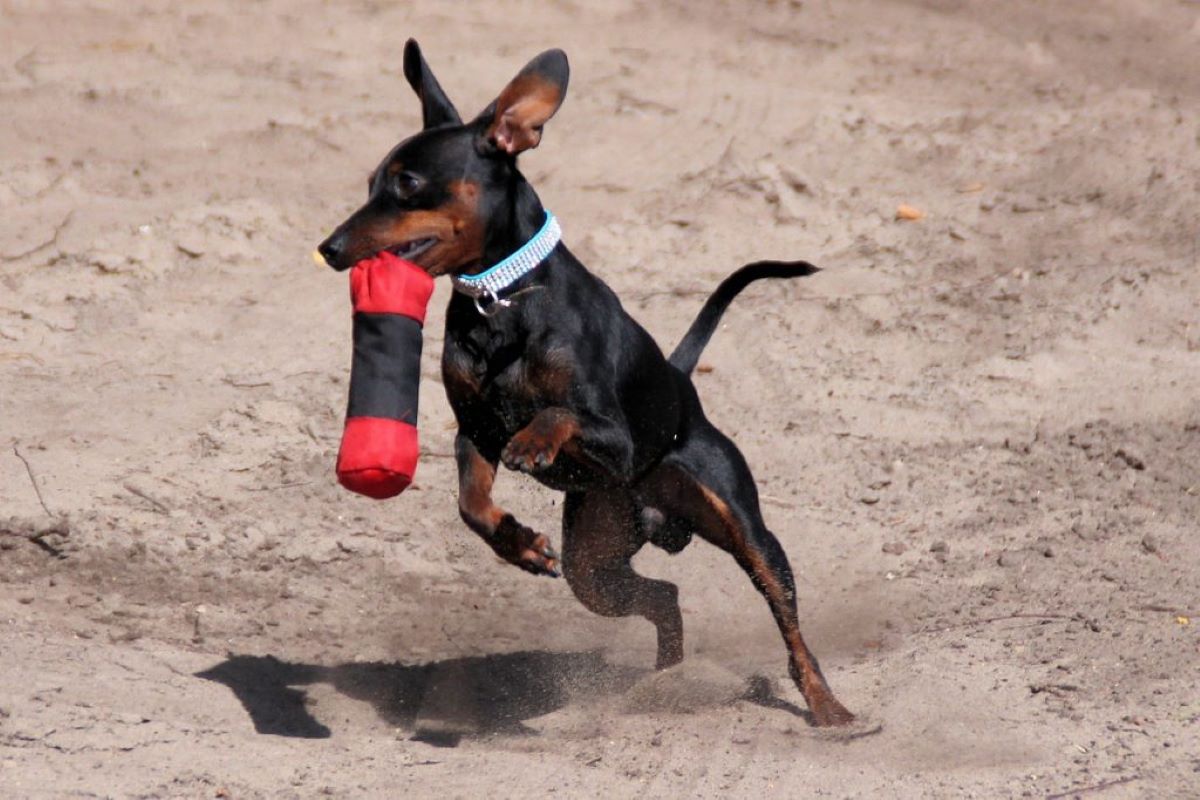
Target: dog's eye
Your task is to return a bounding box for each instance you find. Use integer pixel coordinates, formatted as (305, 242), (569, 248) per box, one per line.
(395, 172), (423, 197)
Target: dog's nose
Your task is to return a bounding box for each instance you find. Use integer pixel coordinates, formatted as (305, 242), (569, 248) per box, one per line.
(317, 235), (343, 268)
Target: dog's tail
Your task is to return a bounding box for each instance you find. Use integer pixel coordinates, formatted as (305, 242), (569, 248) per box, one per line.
(668, 260), (820, 376)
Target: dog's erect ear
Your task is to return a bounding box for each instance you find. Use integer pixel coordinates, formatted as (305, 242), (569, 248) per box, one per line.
(403, 39), (462, 129)
(482, 49), (569, 156)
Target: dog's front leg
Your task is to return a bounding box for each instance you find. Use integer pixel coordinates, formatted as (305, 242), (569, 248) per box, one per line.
(501, 407), (633, 482)
(456, 432), (560, 577)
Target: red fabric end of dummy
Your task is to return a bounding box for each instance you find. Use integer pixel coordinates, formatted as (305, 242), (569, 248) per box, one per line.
(349, 252), (436, 323)
(336, 416), (420, 499)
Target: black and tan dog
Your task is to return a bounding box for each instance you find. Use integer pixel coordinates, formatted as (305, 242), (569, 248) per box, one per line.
(318, 41), (854, 726)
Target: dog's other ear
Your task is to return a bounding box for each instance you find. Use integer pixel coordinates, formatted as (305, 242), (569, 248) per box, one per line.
(483, 49), (569, 155)
(403, 39), (462, 129)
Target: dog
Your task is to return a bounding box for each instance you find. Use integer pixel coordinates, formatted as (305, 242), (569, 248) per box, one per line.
(318, 41), (854, 726)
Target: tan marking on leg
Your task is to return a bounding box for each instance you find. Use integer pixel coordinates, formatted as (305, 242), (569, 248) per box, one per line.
(457, 436), (559, 576)
(458, 444), (503, 533)
(693, 482), (854, 726)
(696, 484), (791, 603)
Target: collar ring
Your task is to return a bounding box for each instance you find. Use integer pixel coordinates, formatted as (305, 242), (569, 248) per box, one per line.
(473, 289), (511, 317)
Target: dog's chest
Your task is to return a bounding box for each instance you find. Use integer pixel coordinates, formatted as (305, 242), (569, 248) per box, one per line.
(483, 360), (545, 432)
(442, 330), (573, 435)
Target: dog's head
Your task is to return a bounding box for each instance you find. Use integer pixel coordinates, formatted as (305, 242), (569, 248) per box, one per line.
(317, 41), (569, 275)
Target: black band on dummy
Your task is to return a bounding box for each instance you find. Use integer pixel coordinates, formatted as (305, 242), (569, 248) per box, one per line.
(346, 313), (423, 423)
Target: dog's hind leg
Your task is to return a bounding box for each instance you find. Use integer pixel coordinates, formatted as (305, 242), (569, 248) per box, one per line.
(638, 427), (855, 727)
(561, 490), (684, 670)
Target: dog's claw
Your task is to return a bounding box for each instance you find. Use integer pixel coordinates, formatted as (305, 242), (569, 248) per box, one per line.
(516, 548), (560, 578)
(526, 541), (561, 578)
(521, 553), (560, 578)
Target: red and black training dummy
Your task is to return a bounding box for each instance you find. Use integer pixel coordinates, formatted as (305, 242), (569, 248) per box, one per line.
(335, 251), (435, 499)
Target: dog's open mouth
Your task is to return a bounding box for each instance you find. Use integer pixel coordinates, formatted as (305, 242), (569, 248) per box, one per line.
(387, 237), (437, 262)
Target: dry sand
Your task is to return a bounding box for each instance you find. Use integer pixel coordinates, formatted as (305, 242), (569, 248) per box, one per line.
(2, 0), (1199, 797)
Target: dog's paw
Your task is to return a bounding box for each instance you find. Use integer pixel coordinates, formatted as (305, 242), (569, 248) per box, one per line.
(501, 430), (560, 474)
(493, 516), (560, 577)
(805, 688), (856, 728)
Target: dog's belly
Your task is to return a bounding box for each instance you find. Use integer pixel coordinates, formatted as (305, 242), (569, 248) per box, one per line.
(523, 451), (611, 492)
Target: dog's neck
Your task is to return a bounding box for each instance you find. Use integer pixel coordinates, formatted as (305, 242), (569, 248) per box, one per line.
(452, 177), (559, 312)
(478, 175), (546, 269)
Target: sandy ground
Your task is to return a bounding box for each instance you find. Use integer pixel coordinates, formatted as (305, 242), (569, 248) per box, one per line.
(2, 0), (1199, 797)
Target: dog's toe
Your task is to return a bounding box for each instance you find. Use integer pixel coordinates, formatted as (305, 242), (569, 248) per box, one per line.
(500, 442), (536, 473)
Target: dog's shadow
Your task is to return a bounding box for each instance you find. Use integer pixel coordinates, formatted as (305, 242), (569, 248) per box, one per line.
(197, 650), (643, 745)
(197, 650), (812, 745)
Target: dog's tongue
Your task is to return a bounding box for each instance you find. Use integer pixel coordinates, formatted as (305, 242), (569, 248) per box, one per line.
(335, 252), (435, 500)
